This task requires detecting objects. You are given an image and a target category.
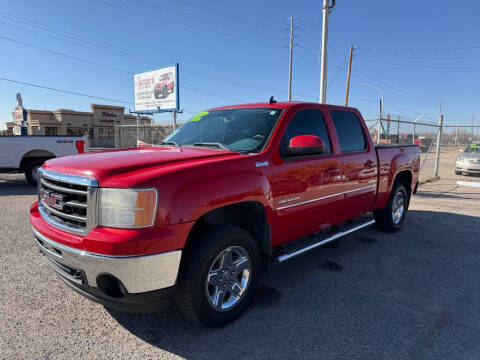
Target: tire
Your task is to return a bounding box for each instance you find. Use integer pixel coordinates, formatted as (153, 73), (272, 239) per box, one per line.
(24, 159), (45, 186)
(374, 182), (409, 233)
(175, 225), (261, 327)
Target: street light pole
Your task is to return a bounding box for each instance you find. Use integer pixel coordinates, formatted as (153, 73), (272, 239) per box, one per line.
(319, 0), (335, 103)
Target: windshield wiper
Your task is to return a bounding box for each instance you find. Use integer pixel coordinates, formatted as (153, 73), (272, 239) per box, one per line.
(160, 140), (179, 146)
(193, 142), (230, 151)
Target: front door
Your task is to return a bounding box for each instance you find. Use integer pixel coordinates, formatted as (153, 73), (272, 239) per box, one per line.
(269, 109), (343, 247)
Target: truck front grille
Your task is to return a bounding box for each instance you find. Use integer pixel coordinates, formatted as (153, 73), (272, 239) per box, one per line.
(38, 169), (98, 234)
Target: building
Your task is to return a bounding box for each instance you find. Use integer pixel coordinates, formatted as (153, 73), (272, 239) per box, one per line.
(1, 122), (13, 135)
(10, 95), (150, 147)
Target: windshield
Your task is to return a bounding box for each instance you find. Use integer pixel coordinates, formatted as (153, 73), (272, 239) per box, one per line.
(465, 144), (480, 153)
(163, 108), (282, 153)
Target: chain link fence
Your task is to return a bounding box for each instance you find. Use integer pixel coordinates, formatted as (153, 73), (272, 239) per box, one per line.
(365, 118), (480, 183)
(114, 124), (175, 148)
(115, 121), (480, 184)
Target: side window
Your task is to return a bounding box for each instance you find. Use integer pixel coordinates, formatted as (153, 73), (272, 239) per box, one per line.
(331, 111), (366, 152)
(280, 109), (331, 153)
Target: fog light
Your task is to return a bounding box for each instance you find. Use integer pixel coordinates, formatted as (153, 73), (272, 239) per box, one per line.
(96, 274), (126, 298)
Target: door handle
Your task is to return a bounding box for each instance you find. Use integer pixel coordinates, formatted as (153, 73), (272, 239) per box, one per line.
(326, 166), (340, 173)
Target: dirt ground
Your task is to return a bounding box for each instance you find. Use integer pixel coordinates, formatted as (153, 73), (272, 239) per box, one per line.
(0, 154), (479, 359)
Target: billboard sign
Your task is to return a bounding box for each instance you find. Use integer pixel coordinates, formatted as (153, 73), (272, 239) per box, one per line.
(134, 64), (179, 112)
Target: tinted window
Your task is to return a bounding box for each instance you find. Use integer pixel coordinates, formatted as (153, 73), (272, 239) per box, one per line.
(281, 109), (331, 153)
(331, 111), (366, 152)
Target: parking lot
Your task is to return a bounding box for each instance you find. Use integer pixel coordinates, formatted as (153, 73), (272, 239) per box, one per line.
(1, 160), (479, 359)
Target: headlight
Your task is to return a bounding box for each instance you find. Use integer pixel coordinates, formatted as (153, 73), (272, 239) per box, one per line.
(457, 157), (465, 163)
(99, 188), (158, 228)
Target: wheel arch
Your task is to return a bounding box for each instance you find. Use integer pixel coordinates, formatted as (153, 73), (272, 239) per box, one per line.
(183, 201), (271, 261)
(393, 169), (413, 196)
(20, 149), (55, 170)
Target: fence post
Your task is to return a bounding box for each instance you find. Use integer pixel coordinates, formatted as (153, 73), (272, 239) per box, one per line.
(434, 114), (443, 178)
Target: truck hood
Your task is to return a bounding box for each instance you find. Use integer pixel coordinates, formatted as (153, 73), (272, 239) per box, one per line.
(42, 146), (239, 186)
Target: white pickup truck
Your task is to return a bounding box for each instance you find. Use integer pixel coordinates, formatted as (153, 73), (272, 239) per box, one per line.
(0, 136), (89, 186)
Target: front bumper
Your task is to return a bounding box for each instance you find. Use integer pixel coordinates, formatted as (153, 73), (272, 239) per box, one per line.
(456, 161), (480, 173)
(33, 226), (182, 312)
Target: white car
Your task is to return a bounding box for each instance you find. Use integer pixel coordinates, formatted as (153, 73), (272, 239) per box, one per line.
(0, 136), (89, 185)
(456, 143), (480, 176)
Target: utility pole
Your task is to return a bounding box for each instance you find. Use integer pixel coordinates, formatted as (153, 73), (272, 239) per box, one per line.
(344, 45), (354, 106)
(172, 109), (183, 132)
(287, 16), (295, 101)
(434, 101), (443, 178)
(172, 109), (177, 131)
(319, 0), (335, 103)
(136, 113), (140, 143)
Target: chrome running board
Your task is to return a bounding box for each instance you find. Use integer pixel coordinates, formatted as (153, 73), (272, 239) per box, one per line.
(275, 219), (376, 263)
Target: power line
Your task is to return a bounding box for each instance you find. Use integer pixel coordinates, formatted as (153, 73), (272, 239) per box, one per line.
(0, 12), (282, 93)
(88, 0), (282, 47)
(356, 57), (480, 69)
(0, 76), (134, 104)
(159, 0), (284, 33)
(356, 45), (480, 52)
(328, 49), (349, 90)
(0, 34), (133, 75)
(355, 54), (480, 61)
(0, 35), (254, 103)
(0, 76), (207, 114)
(125, 0), (280, 40)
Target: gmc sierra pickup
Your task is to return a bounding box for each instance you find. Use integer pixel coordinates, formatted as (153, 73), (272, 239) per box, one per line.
(30, 102), (419, 327)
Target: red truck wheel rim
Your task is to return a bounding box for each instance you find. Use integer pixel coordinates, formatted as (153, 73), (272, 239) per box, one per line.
(392, 190), (405, 225)
(205, 246), (251, 312)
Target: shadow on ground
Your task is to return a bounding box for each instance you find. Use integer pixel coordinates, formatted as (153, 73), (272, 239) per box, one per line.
(107, 210), (480, 359)
(0, 175), (36, 196)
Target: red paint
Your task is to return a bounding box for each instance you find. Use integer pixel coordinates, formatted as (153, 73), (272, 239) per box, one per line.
(289, 135), (325, 148)
(75, 140), (85, 153)
(30, 102), (420, 256)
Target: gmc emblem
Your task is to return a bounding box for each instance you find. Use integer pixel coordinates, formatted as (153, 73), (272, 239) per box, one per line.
(40, 190), (65, 210)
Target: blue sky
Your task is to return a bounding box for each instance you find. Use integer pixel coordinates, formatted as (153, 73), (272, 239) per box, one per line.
(0, 0), (479, 129)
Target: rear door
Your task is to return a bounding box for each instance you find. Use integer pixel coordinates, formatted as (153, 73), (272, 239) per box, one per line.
(329, 110), (378, 220)
(269, 108), (343, 246)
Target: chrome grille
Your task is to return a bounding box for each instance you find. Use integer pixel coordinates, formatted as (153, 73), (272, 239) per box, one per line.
(38, 169), (98, 234)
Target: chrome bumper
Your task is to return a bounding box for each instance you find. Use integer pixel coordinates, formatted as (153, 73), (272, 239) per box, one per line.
(456, 161), (480, 172)
(32, 227), (182, 294)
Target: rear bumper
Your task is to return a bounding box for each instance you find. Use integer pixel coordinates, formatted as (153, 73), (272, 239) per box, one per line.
(32, 226), (182, 312)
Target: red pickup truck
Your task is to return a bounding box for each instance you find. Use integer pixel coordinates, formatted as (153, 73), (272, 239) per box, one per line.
(30, 101), (420, 327)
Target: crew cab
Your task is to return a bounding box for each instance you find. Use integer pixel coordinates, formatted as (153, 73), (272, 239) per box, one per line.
(30, 102), (419, 327)
(0, 135), (88, 186)
(153, 72), (175, 99)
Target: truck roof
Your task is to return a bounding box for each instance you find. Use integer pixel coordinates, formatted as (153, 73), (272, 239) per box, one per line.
(209, 101), (359, 112)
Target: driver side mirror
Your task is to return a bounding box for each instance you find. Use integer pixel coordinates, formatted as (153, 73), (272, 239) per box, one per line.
(285, 135), (325, 156)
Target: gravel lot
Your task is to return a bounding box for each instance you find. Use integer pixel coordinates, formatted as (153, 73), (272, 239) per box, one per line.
(1, 159), (479, 359)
